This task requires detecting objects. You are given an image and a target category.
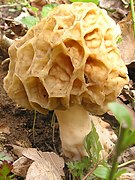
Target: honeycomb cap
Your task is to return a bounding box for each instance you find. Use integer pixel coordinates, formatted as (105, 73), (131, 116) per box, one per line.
(4, 2), (128, 115)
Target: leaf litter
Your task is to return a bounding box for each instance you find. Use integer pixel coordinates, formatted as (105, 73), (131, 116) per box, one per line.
(12, 147), (64, 179)
(118, 12), (135, 65)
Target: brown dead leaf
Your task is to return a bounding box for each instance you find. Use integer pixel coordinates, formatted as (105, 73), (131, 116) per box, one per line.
(0, 123), (10, 134)
(30, 0), (47, 10)
(99, 0), (129, 21)
(22, 148), (64, 180)
(118, 12), (135, 65)
(12, 148), (65, 179)
(26, 160), (62, 180)
(42, 152), (65, 177)
(99, 0), (127, 10)
(121, 147), (135, 165)
(9, 144), (25, 157)
(4, 18), (27, 37)
(118, 146), (135, 179)
(23, 149), (64, 176)
(119, 168), (135, 180)
(30, 0), (70, 11)
(12, 156), (33, 177)
(22, 148), (41, 162)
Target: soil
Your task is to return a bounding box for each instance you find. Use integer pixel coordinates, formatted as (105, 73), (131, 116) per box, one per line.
(0, 60), (61, 158)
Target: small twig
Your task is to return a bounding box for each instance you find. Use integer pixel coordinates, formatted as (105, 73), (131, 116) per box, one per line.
(82, 164), (98, 180)
(0, 4), (18, 8)
(0, 35), (13, 50)
(1, 58), (10, 66)
(45, 142), (54, 152)
(32, 110), (37, 146)
(130, 0), (135, 36)
(118, 159), (135, 168)
(51, 112), (57, 153)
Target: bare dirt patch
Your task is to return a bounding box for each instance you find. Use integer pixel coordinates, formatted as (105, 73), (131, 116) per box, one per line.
(0, 60), (61, 158)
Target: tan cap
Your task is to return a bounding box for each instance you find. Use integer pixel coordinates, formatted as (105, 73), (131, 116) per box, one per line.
(4, 2), (128, 115)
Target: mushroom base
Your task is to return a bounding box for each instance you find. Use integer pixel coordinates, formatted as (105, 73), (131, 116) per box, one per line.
(55, 105), (117, 160)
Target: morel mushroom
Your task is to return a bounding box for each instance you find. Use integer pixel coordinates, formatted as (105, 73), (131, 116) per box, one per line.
(4, 2), (128, 160)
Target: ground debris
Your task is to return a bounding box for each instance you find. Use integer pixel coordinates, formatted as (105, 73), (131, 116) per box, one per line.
(12, 147), (65, 179)
(118, 12), (135, 65)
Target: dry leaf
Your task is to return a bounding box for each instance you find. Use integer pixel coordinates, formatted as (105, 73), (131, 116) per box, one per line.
(22, 148), (42, 162)
(23, 149), (64, 176)
(26, 160), (63, 180)
(42, 152), (64, 176)
(118, 12), (135, 65)
(12, 148), (65, 179)
(10, 144), (25, 157)
(0, 123), (10, 134)
(100, 0), (125, 9)
(122, 146), (135, 164)
(22, 148), (64, 179)
(119, 167), (135, 180)
(99, 0), (128, 21)
(12, 156), (33, 177)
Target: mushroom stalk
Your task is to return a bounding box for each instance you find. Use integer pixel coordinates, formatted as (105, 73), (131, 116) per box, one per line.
(55, 105), (116, 160)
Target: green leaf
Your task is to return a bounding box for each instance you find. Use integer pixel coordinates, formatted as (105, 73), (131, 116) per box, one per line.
(41, 4), (58, 17)
(116, 37), (123, 44)
(67, 156), (91, 179)
(93, 165), (110, 179)
(21, 15), (39, 29)
(114, 168), (127, 179)
(0, 162), (12, 177)
(70, 0), (99, 5)
(108, 102), (132, 128)
(29, 6), (39, 13)
(21, 0), (30, 7)
(84, 122), (102, 164)
(120, 129), (135, 152)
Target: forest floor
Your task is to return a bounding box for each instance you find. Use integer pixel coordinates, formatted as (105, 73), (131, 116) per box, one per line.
(0, 0), (135, 179)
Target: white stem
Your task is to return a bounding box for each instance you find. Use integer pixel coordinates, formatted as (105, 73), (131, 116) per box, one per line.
(55, 105), (117, 160)
(55, 105), (91, 160)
